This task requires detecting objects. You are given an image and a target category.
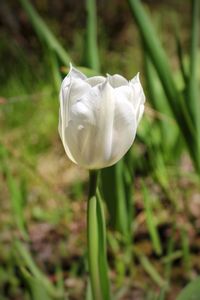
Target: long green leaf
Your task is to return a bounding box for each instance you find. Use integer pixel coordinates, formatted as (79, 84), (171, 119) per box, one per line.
(174, 31), (188, 85)
(176, 277), (200, 300)
(21, 268), (53, 300)
(15, 241), (62, 299)
(142, 183), (162, 255)
(135, 251), (166, 288)
(101, 161), (129, 237)
(85, 0), (100, 71)
(96, 189), (111, 300)
(128, 0), (200, 172)
(187, 0), (200, 169)
(144, 53), (179, 157)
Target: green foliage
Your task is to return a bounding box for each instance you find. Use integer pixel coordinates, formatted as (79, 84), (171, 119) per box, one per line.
(0, 145), (28, 240)
(101, 161), (131, 237)
(0, 0), (200, 299)
(134, 250), (166, 288)
(87, 172), (111, 300)
(142, 183), (162, 255)
(21, 268), (53, 300)
(85, 0), (100, 72)
(176, 277), (200, 300)
(15, 241), (64, 299)
(96, 190), (111, 300)
(128, 0), (200, 173)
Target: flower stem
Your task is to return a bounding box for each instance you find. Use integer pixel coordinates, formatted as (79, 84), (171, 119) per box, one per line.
(87, 170), (103, 300)
(96, 189), (111, 300)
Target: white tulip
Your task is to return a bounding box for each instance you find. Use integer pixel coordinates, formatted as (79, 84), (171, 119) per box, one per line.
(59, 64), (145, 169)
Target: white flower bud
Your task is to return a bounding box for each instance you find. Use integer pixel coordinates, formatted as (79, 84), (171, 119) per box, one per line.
(59, 64), (145, 169)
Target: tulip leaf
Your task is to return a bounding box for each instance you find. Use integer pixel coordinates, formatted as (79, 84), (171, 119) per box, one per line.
(87, 172), (111, 300)
(174, 31), (188, 85)
(96, 189), (111, 300)
(176, 277), (200, 300)
(101, 161), (130, 237)
(187, 0), (200, 170)
(128, 0), (200, 173)
(144, 52), (180, 159)
(85, 0), (100, 72)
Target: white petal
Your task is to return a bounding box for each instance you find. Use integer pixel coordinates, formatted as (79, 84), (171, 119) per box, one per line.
(60, 64), (87, 104)
(114, 85), (132, 102)
(59, 65), (87, 131)
(61, 78), (91, 128)
(107, 91), (137, 166)
(64, 82), (116, 169)
(68, 63), (87, 80)
(94, 81), (115, 166)
(136, 104), (145, 124)
(130, 72), (140, 84)
(59, 66), (90, 165)
(64, 102), (96, 168)
(130, 73), (145, 106)
(115, 78), (145, 125)
(107, 74), (128, 88)
(86, 76), (106, 86)
(58, 108), (77, 164)
(68, 79), (91, 111)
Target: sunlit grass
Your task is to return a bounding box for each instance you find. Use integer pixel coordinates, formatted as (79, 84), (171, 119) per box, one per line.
(0, 0), (200, 299)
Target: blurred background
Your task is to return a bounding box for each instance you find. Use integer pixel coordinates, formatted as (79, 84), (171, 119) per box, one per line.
(0, 0), (200, 299)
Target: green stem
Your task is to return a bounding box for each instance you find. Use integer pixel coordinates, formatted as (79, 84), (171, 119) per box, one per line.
(96, 189), (111, 300)
(85, 0), (100, 72)
(87, 171), (102, 300)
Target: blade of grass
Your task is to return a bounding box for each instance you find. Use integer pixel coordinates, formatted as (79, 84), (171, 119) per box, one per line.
(15, 241), (62, 299)
(187, 0), (200, 169)
(48, 50), (62, 91)
(163, 227), (175, 282)
(162, 251), (182, 264)
(142, 182), (162, 255)
(101, 161), (129, 238)
(55, 266), (65, 299)
(0, 144), (28, 240)
(174, 31), (188, 85)
(144, 52), (179, 155)
(180, 228), (190, 272)
(85, 279), (92, 300)
(134, 250), (166, 288)
(21, 268), (53, 300)
(123, 150), (134, 233)
(157, 287), (168, 300)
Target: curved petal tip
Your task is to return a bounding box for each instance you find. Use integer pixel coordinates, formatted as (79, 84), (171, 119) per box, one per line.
(68, 63), (86, 80)
(131, 72), (140, 84)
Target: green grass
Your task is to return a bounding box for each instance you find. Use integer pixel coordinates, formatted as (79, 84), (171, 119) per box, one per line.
(0, 1), (200, 299)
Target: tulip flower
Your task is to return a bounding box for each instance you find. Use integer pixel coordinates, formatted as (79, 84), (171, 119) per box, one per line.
(59, 64), (145, 300)
(59, 64), (145, 169)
